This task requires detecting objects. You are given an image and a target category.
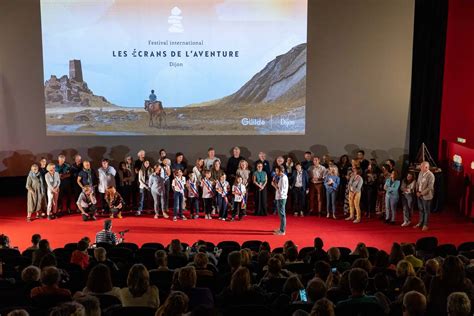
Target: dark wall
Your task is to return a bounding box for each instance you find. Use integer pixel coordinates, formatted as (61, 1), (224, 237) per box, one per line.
(0, 0), (415, 177)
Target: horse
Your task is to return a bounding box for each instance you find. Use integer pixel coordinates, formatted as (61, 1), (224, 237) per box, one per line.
(144, 100), (167, 128)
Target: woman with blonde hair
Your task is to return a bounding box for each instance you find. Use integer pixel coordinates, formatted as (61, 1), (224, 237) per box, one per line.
(44, 163), (60, 220)
(26, 164), (45, 222)
(236, 159), (250, 216)
(120, 264), (160, 308)
(343, 159), (360, 216)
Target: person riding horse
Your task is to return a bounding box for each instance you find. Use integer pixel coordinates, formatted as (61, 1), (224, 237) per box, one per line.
(145, 89), (166, 128)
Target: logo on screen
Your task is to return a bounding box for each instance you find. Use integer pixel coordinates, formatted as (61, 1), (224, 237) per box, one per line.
(168, 7), (184, 33)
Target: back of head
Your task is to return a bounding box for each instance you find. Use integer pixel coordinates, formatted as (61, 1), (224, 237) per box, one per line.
(32, 234), (41, 246)
(74, 295), (100, 316)
(447, 292), (471, 316)
(22, 265), (41, 283)
(178, 266), (197, 289)
(170, 239), (182, 254)
(327, 247), (340, 262)
(87, 264), (113, 293)
(402, 276), (427, 297)
(402, 291), (426, 316)
(230, 267), (251, 295)
(314, 237), (324, 250)
(194, 252), (209, 269)
(314, 260), (331, 282)
(38, 239), (50, 251)
(397, 260), (415, 279)
(94, 247), (106, 262)
(155, 249), (168, 267)
(6, 310), (29, 316)
(48, 302), (85, 316)
(349, 268), (368, 293)
(41, 266), (60, 286)
(104, 219), (112, 231)
(311, 298), (335, 316)
(352, 258), (372, 274)
(306, 278), (327, 302)
(227, 251), (242, 270)
(286, 246), (299, 262)
(127, 264), (149, 297)
(160, 291), (189, 316)
(283, 275), (304, 295)
(267, 257), (282, 275)
(77, 239), (89, 252)
(39, 253), (57, 270)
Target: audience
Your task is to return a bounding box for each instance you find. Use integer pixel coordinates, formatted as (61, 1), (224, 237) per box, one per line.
(1, 234), (473, 316)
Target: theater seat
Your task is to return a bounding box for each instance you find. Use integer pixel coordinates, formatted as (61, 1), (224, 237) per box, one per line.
(434, 244), (458, 258)
(458, 241), (474, 252)
(223, 304), (273, 316)
(141, 242), (165, 250)
(241, 240), (262, 252)
(116, 242), (139, 252)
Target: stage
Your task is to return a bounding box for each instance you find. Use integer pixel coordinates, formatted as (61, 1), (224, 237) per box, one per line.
(1, 197), (473, 252)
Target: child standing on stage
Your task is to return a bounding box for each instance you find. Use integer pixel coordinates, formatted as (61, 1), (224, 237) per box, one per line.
(232, 175), (247, 221)
(187, 173), (200, 219)
(201, 170), (214, 219)
(216, 173), (230, 221)
(172, 169), (187, 221)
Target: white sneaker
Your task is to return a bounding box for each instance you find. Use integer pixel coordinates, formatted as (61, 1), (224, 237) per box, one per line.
(401, 221), (411, 227)
(353, 219), (360, 224)
(326, 213), (330, 218)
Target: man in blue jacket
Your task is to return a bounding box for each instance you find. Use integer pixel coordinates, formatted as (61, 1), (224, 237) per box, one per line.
(290, 162), (309, 217)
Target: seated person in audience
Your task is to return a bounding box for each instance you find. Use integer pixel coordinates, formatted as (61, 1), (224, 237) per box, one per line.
(0, 233), (12, 249)
(151, 250), (172, 272)
(31, 266), (72, 299)
(175, 266), (214, 310)
(217, 267), (268, 307)
(260, 257), (287, 286)
(393, 260), (416, 294)
(32, 239), (52, 267)
(402, 290), (427, 316)
(156, 291), (189, 316)
(327, 247), (350, 273)
(74, 295), (101, 316)
(282, 275), (305, 302)
(390, 276), (427, 316)
(423, 258), (439, 290)
(307, 237), (328, 265)
(168, 239), (189, 263)
(306, 278), (328, 304)
(192, 252), (215, 277)
(20, 265), (41, 299)
(314, 261), (332, 283)
(70, 239), (90, 270)
(88, 247), (119, 273)
(81, 264), (121, 299)
(76, 185), (97, 221)
(6, 310), (30, 316)
(48, 302), (85, 315)
(95, 219), (122, 245)
(26, 234), (41, 251)
(447, 292), (472, 316)
(285, 246), (303, 265)
(335, 268), (383, 312)
(401, 243), (423, 269)
(218, 251), (242, 290)
(311, 298), (336, 316)
(370, 250), (394, 277)
(119, 264), (160, 308)
(428, 256), (474, 316)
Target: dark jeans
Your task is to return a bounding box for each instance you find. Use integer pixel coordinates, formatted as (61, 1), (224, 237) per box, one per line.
(203, 198), (213, 215)
(119, 185), (131, 209)
(188, 197), (200, 216)
(365, 185), (377, 215)
(232, 201), (244, 218)
(173, 192), (184, 217)
(82, 205), (97, 221)
(291, 187), (305, 213)
(216, 194), (228, 218)
(99, 192), (110, 212)
(59, 180), (72, 211)
(417, 198), (432, 226)
(254, 187), (267, 216)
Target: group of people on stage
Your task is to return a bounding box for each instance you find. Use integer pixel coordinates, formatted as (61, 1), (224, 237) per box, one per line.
(25, 147), (435, 232)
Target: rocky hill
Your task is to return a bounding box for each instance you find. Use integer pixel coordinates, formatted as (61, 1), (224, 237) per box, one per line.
(44, 63), (115, 108)
(225, 43), (306, 104)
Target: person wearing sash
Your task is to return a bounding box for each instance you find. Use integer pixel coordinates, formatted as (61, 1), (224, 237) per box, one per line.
(201, 170), (214, 219)
(161, 158), (172, 214)
(253, 162), (268, 216)
(186, 173), (200, 219)
(236, 159), (250, 217)
(346, 167), (364, 223)
(149, 164), (168, 219)
(172, 169), (187, 221)
(232, 175), (247, 221)
(216, 173), (230, 221)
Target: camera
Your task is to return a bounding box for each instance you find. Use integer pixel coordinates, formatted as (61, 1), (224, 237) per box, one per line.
(118, 229), (129, 237)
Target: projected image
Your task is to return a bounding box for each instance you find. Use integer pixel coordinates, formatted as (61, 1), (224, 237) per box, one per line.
(41, 0), (307, 135)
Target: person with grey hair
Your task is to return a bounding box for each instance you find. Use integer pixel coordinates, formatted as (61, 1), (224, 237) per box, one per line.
(447, 292), (471, 316)
(26, 164), (45, 222)
(403, 290), (427, 316)
(74, 294), (101, 316)
(6, 310), (29, 316)
(415, 161), (435, 231)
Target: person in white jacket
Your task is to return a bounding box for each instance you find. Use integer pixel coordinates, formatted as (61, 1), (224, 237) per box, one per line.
(44, 163), (60, 220)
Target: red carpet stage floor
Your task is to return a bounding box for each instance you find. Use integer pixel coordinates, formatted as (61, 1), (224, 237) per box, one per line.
(1, 197), (473, 252)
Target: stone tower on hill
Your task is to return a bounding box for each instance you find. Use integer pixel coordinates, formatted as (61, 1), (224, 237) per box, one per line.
(69, 59), (83, 82)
